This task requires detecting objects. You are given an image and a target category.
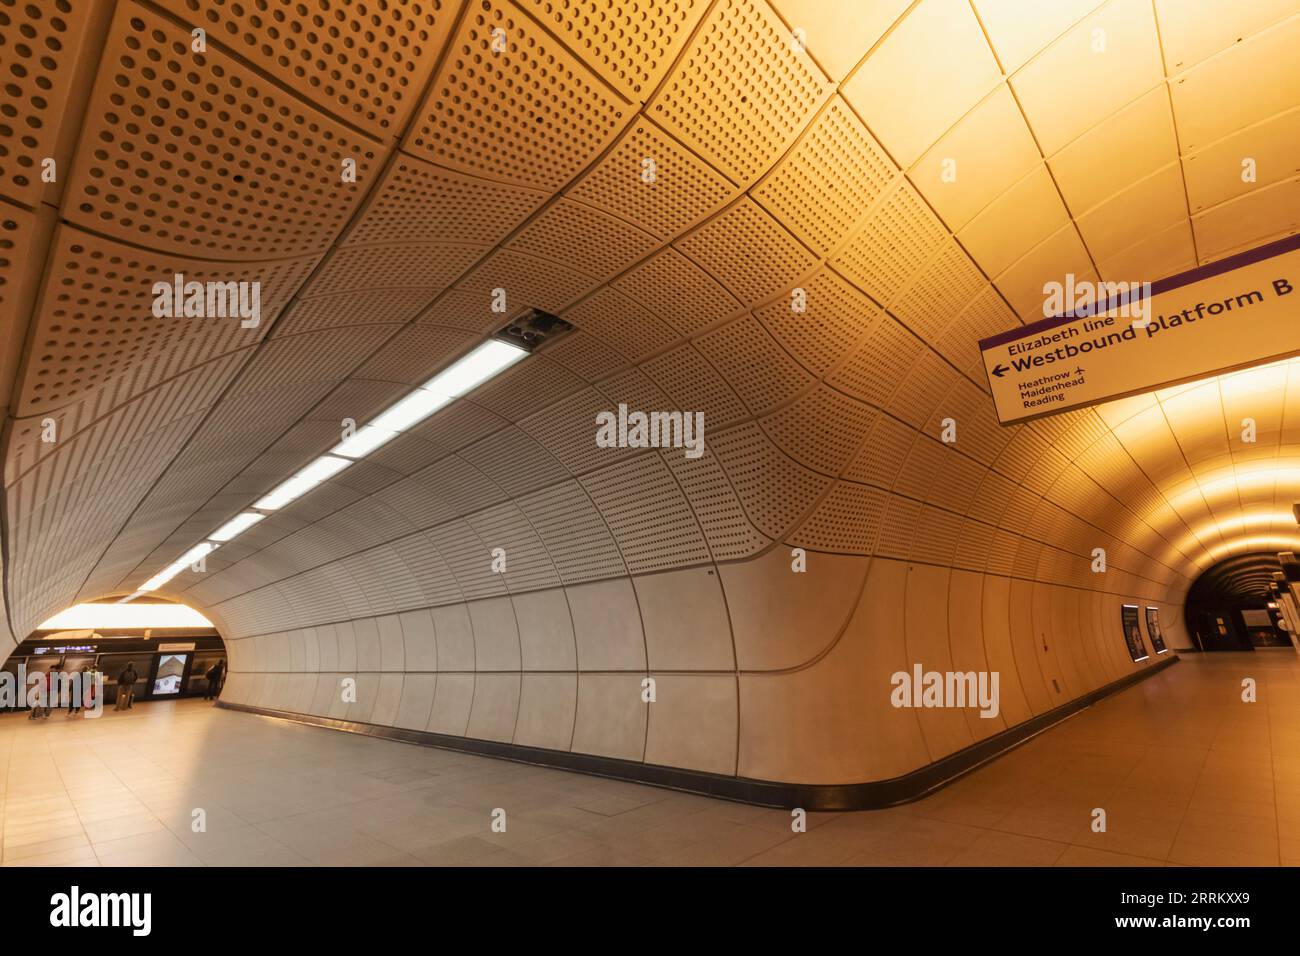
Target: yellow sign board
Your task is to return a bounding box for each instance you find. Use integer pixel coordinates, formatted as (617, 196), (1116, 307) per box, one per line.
(980, 235), (1300, 424)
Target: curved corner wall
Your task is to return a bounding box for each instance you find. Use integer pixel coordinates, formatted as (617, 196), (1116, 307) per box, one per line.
(209, 549), (1182, 807)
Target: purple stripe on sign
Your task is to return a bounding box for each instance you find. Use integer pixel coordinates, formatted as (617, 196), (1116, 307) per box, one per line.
(978, 232), (1300, 350)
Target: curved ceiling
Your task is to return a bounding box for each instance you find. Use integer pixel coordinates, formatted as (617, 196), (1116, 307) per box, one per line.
(1, 0), (1298, 646)
(1186, 551), (1284, 602)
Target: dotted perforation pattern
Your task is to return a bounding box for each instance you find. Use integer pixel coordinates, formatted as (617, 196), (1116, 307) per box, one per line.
(707, 420), (830, 539)
(675, 197), (819, 307)
(506, 198), (660, 281)
(345, 154), (548, 247)
(63, 2), (383, 260)
(754, 267), (881, 378)
(0, 207), (37, 374)
(454, 248), (596, 316)
(562, 285), (680, 361)
(694, 312), (815, 415)
(154, 0), (460, 139)
(21, 226), (318, 415)
(567, 117), (738, 240)
(830, 179), (948, 308)
(275, 288), (437, 335)
(647, 0), (830, 185)
(662, 446), (769, 561)
(0, 0), (95, 206)
(354, 324), (475, 385)
(760, 385), (878, 478)
(518, 0), (708, 102)
(580, 453), (711, 573)
(612, 246), (742, 337)
(752, 97), (898, 256)
(406, 0), (632, 190)
(305, 242), (487, 295)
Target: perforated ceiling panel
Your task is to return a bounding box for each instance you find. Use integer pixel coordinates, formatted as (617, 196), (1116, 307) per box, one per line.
(1, 1), (1298, 784)
(517, 0), (708, 102)
(406, 0), (631, 189)
(64, 3), (384, 260)
(20, 227), (317, 414)
(0, 0), (97, 206)
(648, 0), (830, 185)
(152, 0), (460, 139)
(346, 154), (547, 246)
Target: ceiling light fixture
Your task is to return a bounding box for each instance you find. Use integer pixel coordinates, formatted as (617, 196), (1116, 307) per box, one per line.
(332, 424), (398, 459)
(210, 511), (265, 542)
(139, 542), (215, 592)
(254, 454), (351, 511)
(129, 334), (539, 595)
(424, 339), (527, 398)
(367, 388), (455, 433)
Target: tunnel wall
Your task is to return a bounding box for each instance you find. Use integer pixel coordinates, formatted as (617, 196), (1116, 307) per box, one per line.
(211, 551), (1181, 789)
(7, 0), (1285, 808)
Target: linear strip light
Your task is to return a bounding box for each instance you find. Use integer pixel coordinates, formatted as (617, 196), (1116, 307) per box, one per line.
(367, 388), (454, 432)
(333, 424), (398, 459)
(254, 454), (351, 510)
(139, 542), (215, 592)
(424, 339), (527, 398)
(210, 511), (265, 541)
(129, 337), (531, 596)
(330, 339), (526, 460)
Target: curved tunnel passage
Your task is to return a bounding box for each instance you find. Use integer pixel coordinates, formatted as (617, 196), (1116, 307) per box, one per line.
(1184, 552), (1291, 651)
(0, 0), (1298, 840)
(3, 597), (228, 709)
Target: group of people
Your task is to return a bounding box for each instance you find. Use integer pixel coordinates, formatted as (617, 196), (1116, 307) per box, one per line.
(25, 658), (226, 718)
(112, 658), (226, 709)
(27, 665), (98, 719)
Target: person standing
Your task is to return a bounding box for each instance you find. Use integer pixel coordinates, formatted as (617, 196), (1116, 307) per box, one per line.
(66, 665), (92, 716)
(116, 662), (138, 711)
(37, 670), (55, 719)
(204, 659), (226, 701)
(28, 670), (49, 719)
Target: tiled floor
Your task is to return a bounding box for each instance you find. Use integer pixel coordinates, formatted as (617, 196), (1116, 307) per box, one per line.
(2, 650), (1296, 866)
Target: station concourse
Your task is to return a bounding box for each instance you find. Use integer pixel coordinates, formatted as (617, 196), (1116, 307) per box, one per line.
(0, 0), (1297, 870)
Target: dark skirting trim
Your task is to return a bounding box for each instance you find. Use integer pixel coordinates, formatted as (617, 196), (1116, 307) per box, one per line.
(217, 655), (1178, 810)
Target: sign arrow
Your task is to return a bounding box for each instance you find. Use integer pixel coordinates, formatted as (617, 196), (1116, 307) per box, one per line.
(977, 232), (1300, 424)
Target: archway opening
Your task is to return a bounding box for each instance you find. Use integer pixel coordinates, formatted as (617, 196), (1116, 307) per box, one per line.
(1184, 553), (1290, 652)
(3, 596), (228, 712)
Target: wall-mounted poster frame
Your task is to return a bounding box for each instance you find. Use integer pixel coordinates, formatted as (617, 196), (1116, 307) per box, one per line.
(1145, 606), (1168, 654)
(1121, 604), (1149, 662)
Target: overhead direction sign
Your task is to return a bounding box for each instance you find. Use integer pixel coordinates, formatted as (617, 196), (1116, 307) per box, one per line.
(979, 233), (1300, 424)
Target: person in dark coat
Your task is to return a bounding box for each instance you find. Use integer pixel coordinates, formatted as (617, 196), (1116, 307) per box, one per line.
(204, 659), (226, 700)
(115, 662), (138, 710)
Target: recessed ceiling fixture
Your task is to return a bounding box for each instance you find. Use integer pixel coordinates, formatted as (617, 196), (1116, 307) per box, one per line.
(255, 454), (351, 510)
(330, 338), (527, 460)
(128, 333), (540, 595)
(139, 542), (215, 592)
(210, 511), (265, 542)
